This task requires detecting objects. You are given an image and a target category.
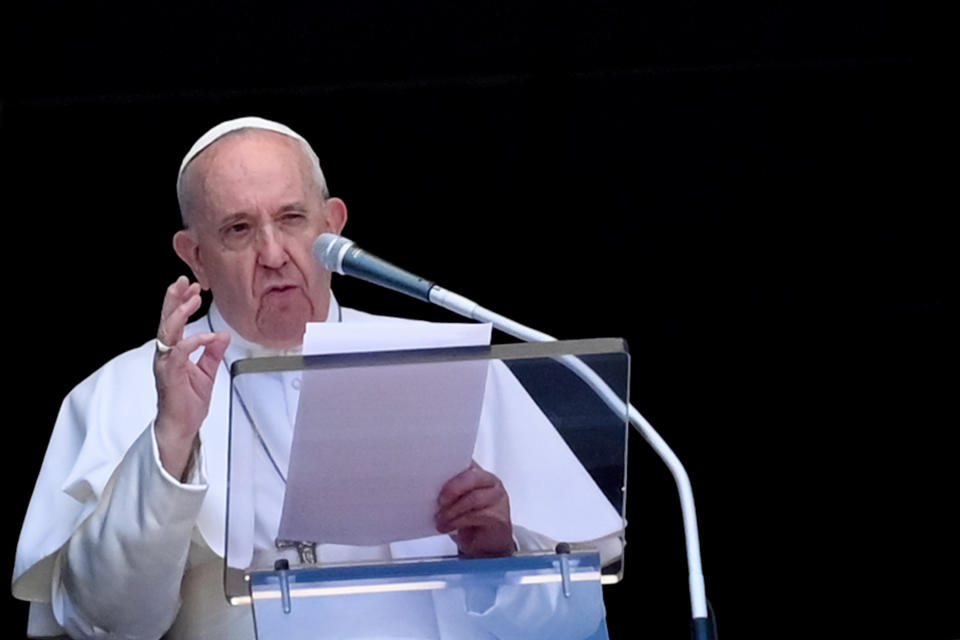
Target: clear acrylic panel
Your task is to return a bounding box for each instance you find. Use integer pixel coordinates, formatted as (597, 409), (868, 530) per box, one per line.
(224, 338), (630, 617)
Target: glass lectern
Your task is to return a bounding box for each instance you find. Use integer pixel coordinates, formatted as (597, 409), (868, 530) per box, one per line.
(224, 338), (630, 639)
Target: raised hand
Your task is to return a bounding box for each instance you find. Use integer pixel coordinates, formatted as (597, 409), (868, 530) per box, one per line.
(435, 461), (515, 557)
(153, 276), (230, 480)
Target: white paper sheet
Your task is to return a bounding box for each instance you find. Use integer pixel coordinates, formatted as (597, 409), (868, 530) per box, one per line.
(277, 322), (492, 545)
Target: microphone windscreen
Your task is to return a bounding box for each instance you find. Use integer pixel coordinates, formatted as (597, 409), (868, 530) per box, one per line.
(313, 233), (353, 273)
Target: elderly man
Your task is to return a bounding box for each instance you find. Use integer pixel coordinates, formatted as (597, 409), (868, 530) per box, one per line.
(168, 119), (512, 560)
(13, 117), (622, 639)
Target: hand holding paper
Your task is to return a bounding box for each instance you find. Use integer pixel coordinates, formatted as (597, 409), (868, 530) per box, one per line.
(278, 321), (499, 548)
(435, 461), (515, 556)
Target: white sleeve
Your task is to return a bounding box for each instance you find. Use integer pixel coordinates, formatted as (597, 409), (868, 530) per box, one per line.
(49, 422), (207, 640)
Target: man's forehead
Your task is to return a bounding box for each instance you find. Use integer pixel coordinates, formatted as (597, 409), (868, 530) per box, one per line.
(177, 117), (327, 228)
(193, 136), (314, 208)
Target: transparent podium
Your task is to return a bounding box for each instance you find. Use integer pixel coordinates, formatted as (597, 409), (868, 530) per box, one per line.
(224, 338), (630, 639)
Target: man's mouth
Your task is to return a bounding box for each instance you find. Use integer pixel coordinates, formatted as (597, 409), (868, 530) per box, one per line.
(263, 285), (298, 296)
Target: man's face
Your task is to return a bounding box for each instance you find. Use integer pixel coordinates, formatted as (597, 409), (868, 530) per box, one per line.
(174, 130), (347, 348)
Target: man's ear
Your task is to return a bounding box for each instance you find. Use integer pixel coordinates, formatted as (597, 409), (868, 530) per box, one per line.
(324, 197), (348, 235)
(173, 230), (210, 290)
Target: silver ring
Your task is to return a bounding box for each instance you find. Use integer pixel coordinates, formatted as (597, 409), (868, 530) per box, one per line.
(156, 338), (174, 354)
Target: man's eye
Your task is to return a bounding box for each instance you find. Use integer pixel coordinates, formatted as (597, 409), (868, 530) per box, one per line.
(224, 223), (251, 235)
(281, 213), (307, 224)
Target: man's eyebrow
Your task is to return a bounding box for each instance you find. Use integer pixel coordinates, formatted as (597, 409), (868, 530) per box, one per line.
(217, 212), (253, 227)
(278, 202), (309, 213)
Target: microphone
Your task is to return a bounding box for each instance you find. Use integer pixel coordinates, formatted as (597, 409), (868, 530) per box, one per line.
(313, 233), (435, 302)
(315, 233), (553, 340)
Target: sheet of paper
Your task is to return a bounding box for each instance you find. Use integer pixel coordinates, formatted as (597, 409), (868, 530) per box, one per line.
(301, 319), (492, 356)
(278, 321), (492, 546)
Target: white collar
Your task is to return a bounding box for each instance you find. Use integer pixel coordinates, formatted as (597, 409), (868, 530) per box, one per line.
(207, 294), (342, 360)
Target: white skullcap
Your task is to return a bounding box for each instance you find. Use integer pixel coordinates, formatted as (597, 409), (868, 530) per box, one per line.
(177, 116), (315, 185)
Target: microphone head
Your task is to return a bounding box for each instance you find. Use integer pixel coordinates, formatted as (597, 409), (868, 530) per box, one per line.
(313, 233), (354, 274)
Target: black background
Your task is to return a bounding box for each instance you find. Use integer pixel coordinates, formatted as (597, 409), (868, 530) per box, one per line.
(1, 2), (952, 638)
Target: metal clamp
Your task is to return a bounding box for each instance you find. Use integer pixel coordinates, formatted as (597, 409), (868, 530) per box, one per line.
(556, 542), (572, 598)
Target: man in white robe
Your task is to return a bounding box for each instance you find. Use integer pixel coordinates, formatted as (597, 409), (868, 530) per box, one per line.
(12, 117), (623, 639)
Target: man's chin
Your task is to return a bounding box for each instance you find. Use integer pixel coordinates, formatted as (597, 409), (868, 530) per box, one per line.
(256, 298), (313, 347)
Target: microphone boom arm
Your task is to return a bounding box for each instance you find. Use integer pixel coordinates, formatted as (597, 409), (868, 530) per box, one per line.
(430, 286), (711, 639)
(314, 233), (714, 639)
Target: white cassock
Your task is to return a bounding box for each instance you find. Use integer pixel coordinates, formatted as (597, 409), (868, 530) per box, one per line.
(13, 296), (623, 640)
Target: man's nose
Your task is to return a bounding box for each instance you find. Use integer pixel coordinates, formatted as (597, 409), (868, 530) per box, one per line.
(255, 225), (289, 269)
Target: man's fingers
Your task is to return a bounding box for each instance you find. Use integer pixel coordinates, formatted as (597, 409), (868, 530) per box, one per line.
(158, 289), (203, 346)
(435, 486), (504, 531)
(170, 331), (225, 361)
(438, 508), (506, 535)
(159, 277), (201, 326)
(159, 276), (191, 320)
(195, 332), (231, 379)
(437, 465), (498, 508)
